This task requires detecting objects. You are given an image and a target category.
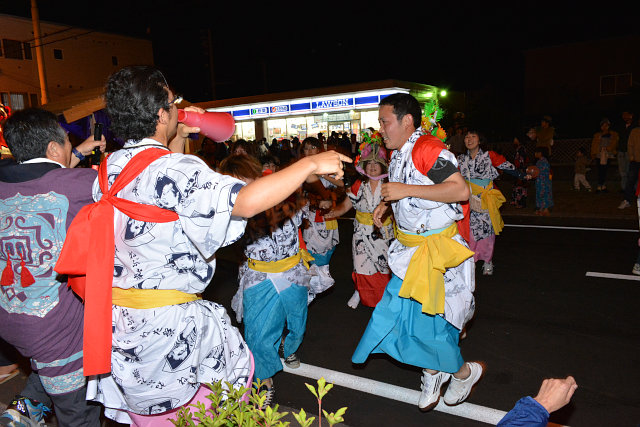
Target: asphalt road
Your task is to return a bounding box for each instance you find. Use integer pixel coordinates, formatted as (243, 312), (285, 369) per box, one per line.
(202, 216), (640, 426)
(2, 213), (638, 426)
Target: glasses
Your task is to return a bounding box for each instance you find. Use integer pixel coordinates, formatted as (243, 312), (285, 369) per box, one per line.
(168, 95), (183, 106)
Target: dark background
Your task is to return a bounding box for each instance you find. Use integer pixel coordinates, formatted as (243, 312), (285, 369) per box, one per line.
(1, 0), (638, 138)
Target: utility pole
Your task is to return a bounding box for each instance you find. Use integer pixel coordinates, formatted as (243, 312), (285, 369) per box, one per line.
(31, 0), (49, 104)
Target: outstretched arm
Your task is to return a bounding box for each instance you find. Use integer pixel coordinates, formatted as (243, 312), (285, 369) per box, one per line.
(380, 171), (469, 204)
(232, 151), (351, 218)
(325, 197), (353, 219)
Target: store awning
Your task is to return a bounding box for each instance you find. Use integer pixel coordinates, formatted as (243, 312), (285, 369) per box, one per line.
(41, 87), (107, 123)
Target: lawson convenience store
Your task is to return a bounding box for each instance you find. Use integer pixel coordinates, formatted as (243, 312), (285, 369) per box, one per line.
(196, 80), (449, 142)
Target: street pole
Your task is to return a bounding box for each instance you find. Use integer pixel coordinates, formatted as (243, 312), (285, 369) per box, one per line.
(31, 0), (49, 105)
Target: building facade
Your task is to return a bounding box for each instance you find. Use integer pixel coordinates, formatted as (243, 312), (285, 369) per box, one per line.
(0, 14), (153, 111)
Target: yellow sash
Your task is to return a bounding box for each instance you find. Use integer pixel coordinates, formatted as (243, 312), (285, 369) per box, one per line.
(396, 224), (474, 316)
(324, 219), (338, 230)
(467, 180), (506, 235)
(355, 211), (393, 227)
(247, 249), (315, 273)
(112, 288), (201, 309)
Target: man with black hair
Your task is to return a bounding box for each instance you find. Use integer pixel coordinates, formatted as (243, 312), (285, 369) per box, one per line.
(352, 93), (484, 412)
(0, 108), (104, 426)
(55, 65), (349, 423)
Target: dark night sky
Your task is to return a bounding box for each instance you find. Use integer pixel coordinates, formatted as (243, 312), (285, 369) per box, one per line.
(1, 0), (637, 103)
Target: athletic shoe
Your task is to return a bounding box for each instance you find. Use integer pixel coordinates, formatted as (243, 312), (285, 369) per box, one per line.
(632, 264), (640, 276)
(482, 261), (493, 275)
(418, 370), (451, 411)
(618, 200), (631, 209)
(443, 362), (484, 406)
(255, 384), (275, 410)
(0, 396), (51, 426)
(283, 352), (300, 369)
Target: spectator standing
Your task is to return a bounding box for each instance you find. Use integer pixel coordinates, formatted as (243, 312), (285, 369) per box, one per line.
(573, 148), (592, 191)
(536, 116), (554, 156)
(590, 118), (618, 192)
(616, 111), (635, 190)
(534, 147), (553, 215)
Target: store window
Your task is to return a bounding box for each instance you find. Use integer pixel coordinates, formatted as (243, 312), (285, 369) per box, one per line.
(232, 121), (256, 142)
(600, 74), (632, 96)
(361, 110), (380, 132)
(267, 118), (287, 141)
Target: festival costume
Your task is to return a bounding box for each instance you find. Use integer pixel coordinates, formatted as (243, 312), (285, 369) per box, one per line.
(352, 129), (475, 372)
(0, 161), (101, 425)
(347, 134), (394, 306)
(457, 149), (516, 263)
(303, 176), (339, 265)
(231, 210), (312, 380)
(55, 140), (252, 424)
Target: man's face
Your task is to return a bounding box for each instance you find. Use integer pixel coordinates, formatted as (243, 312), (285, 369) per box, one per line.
(623, 112), (632, 124)
(378, 105), (409, 150)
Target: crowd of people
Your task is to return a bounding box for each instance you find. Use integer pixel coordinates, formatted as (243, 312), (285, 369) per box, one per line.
(0, 68), (582, 426)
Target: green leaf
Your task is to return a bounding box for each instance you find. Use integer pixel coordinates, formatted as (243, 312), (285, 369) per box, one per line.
(305, 383), (319, 399)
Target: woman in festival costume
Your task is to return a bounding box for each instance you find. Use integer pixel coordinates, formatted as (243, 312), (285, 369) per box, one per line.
(325, 131), (394, 309)
(300, 136), (343, 301)
(457, 131), (529, 275)
(219, 154), (313, 408)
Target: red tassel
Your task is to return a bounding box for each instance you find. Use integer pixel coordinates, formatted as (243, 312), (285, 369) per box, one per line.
(19, 253), (35, 287)
(1, 254), (14, 286)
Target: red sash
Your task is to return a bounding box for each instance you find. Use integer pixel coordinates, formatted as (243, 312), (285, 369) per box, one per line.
(55, 148), (178, 375)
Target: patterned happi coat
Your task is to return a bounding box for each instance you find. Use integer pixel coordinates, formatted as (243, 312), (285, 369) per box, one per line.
(388, 129), (475, 330)
(86, 139), (251, 423)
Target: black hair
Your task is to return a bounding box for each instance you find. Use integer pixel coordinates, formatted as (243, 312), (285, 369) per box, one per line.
(2, 108), (66, 163)
(379, 93), (422, 129)
(302, 136), (323, 151)
(105, 65), (172, 141)
(535, 146), (548, 158)
(464, 129), (487, 146)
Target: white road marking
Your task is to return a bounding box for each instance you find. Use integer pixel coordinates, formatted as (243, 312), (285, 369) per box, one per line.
(282, 361), (508, 425)
(586, 272), (640, 281)
(504, 224), (636, 232)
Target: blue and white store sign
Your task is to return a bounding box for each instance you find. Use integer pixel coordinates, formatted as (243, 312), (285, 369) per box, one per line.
(220, 89), (408, 120)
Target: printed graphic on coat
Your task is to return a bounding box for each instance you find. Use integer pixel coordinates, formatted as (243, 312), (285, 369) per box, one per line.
(0, 192), (69, 317)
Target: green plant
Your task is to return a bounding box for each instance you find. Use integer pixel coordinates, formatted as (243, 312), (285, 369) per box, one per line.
(170, 377), (347, 427)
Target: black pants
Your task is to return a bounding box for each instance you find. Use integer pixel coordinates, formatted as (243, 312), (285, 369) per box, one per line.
(624, 161), (640, 202)
(19, 373), (102, 427)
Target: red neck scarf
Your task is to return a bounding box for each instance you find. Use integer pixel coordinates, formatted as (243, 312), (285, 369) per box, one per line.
(55, 148), (178, 375)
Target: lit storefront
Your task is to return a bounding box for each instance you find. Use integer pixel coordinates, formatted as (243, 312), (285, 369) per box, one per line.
(197, 80), (450, 143)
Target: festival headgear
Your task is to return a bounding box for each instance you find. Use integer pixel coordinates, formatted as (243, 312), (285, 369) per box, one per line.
(178, 109), (235, 142)
(421, 99), (447, 143)
(355, 131), (388, 180)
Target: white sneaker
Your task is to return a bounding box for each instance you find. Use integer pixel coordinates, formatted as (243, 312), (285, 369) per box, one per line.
(418, 370), (451, 411)
(443, 362), (484, 406)
(482, 261), (493, 275)
(632, 264), (640, 276)
(347, 291), (360, 309)
(618, 200), (631, 209)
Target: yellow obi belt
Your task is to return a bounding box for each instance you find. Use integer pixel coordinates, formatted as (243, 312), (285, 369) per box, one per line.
(247, 249), (315, 273)
(395, 223), (474, 316)
(355, 211), (393, 227)
(467, 179), (506, 235)
(112, 288), (201, 309)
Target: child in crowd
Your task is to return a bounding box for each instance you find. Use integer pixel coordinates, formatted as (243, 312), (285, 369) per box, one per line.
(219, 154), (312, 409)
(573, 148), (592, 192)
(326, 132), (394, 309)
(534, 147), (553, 215)
(300, 137), (342, 301)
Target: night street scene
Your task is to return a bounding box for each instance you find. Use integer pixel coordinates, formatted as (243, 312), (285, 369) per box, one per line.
(0, 1), (638, 426)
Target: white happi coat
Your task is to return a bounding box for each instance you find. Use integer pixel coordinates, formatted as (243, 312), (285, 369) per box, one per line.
(302, 176), (339, 255)
(388, 130), (475, 330)
(87, 140), (251, 423)
(347, 180), (393, 275)
(457, 148), (515, 241)
(231, 209), (311, 322)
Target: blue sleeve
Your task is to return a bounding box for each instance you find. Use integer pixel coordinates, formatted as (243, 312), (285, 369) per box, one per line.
(497, 396), (549, 427)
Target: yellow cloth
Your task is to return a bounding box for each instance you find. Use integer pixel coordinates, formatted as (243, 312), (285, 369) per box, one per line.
(467, 180), (506, 235)
(355, 211), (393, 227)
(112, 288), (201, 309)
(324, 219), (338, 230)
(395, 224), (474, 316)
(247, 249), (315, 273)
